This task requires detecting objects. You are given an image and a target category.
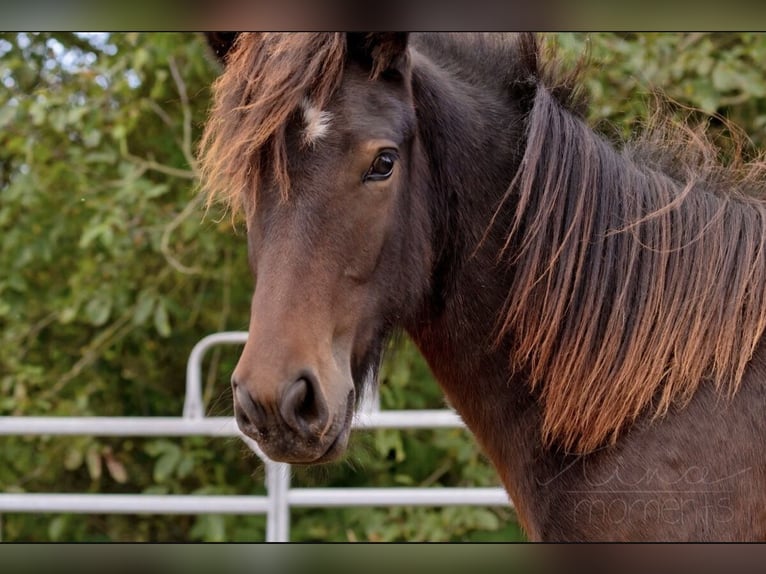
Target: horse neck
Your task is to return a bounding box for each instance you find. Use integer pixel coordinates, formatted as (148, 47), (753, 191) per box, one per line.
(405, 40), (556, 536)
(408, 43), (523, 308)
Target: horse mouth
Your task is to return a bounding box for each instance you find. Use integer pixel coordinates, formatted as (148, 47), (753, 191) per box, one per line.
(310, 394), (355, 464)
(247, 389), (355, 465)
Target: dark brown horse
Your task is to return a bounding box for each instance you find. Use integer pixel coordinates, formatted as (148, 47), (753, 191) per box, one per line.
(198, 33), (766, 541)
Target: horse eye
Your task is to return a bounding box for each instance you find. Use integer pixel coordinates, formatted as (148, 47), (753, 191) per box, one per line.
(364, 151), (397, 182)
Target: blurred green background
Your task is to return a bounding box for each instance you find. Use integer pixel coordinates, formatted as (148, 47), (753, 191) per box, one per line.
(2, 32), (766, 541)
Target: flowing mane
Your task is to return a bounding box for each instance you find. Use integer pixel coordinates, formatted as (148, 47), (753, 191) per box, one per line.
(198, 32), (347, 215)
(499, 66), (766, 452)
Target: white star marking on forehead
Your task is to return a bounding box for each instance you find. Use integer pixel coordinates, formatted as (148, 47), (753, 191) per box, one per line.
(300, 98), (333, 146)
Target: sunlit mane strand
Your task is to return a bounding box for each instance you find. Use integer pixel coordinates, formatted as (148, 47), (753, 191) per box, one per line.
(497, 70), (766, 453)
(197, 32), (347, 217)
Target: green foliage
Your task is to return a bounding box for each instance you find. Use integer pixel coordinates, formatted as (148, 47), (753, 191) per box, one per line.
(0, 31), (259, 542)
(3, 32), (766, 541)
(556, 33), (766, 150)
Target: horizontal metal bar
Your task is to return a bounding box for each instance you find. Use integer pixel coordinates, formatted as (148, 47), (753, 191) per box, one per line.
(355, 410), (465, 429)
(0, 417), (239, 437)
(288, 488), (510, 507)
(0, 487), (510, 514)
(0, 494), (271, 515)
(0, 410), (467, 437)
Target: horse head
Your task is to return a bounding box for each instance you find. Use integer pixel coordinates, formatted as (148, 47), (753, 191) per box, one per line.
(201, 33), (433, 463)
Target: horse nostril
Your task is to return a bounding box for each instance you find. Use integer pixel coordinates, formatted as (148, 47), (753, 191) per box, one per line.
(280, 372), (329, 436)
(233, 382), (267, 432)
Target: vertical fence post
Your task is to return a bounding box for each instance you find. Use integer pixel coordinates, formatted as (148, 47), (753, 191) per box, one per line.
(265, 461), (291, 542)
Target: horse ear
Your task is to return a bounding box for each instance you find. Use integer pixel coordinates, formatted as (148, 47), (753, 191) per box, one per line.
(204, 32), (239, 65)
(346, 32), (410, 78)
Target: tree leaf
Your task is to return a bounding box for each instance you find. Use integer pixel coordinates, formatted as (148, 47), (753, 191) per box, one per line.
(84, 294), (112, 326)
(104, 449), (128, 484)
(64, 447), (84, 471)
(48, 516), (68, 541)
(153, 299), (171, 337)
(85, 445), (102, 481)
(153, 444), (181, 483)
(132, 291), (155, 326)
(0, 105), (16, 130)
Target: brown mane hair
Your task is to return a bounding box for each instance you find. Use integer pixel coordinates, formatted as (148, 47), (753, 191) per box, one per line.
(198, 32), (347, 216)
(498, 64), (766, 452)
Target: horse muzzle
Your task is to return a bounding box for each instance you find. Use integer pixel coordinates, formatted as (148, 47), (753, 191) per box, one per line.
(232, 371), (355, 464)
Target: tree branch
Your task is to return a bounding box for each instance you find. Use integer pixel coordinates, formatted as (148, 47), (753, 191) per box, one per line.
(123, 151), (197, 180)
(168, 55), (197, 173)
(160, 193), (204, 275)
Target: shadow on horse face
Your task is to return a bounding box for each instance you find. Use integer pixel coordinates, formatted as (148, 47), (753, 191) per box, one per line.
(228, 34), (423, 463)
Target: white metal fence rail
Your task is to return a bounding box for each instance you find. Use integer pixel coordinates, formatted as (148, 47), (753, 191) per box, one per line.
(0, 331), (509, 541)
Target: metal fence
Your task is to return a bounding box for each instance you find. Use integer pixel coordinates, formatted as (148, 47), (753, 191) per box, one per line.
(0, 331), (510, 541)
